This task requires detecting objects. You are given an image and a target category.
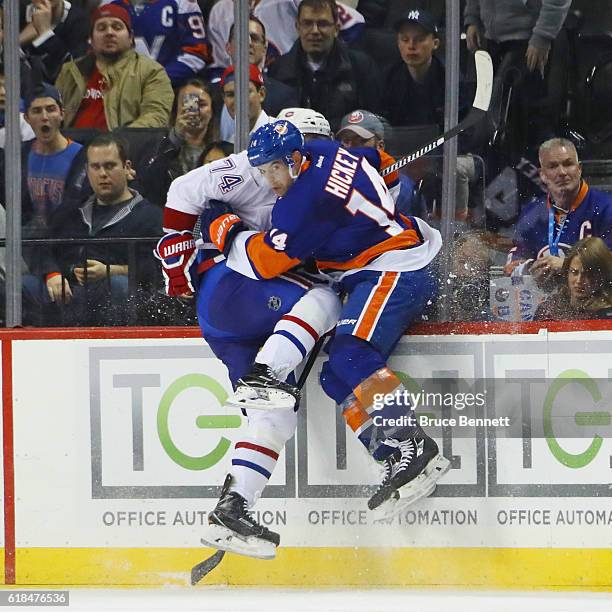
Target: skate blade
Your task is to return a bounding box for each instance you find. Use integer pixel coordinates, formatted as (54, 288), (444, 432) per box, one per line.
(371, 475), (436, 521)
(395, 453), (451, 506)
(201, 525), (276, 560)
(225, 387), (296, 411)
(371, 454), (451, 521)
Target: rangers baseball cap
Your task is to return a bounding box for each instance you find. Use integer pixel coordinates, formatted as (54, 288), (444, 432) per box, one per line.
(336, 110), (385, 141)
(394, 9), (439, 36)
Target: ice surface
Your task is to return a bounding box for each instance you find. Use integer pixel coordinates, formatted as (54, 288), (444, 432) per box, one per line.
(22, 588), (612, 612)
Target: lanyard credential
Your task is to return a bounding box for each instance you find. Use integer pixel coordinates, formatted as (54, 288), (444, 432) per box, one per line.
(548, 207), (568, 257)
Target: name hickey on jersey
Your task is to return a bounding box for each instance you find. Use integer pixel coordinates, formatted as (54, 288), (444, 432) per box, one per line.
(324, 148), (360, 199)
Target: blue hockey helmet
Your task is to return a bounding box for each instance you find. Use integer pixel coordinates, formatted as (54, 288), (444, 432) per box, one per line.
(247, 120), (305, 168)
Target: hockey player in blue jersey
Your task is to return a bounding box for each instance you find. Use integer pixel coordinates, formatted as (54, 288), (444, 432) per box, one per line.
(204, 120), (451, 523)
(105, 0), (211, 86)
(506, 138), (612, 283)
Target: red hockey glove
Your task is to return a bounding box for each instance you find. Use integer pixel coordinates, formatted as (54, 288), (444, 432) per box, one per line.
(207, 213), (247, 256)
(154, 230), (197, 296)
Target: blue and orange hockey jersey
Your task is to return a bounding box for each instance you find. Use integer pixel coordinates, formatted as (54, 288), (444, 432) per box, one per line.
(226, 140), (441, 280)
(507, 181), (612, 272)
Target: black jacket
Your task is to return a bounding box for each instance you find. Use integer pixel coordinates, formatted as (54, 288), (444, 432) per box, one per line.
(268, 38), (382, 129)
(382, 55), (474, 149)
(21, 1), (90, 83)
(53, 190), (163, 286)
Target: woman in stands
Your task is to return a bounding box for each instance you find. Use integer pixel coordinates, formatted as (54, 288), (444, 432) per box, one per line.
(140, 78), (222, 206)
(534, 237), (612, 320)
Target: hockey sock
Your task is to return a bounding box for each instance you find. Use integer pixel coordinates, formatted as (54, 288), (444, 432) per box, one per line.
(256, 285), (341, 381)
(255, 319), (311, 382)
(230, 437), (279, 507)
(342, 367), (418, 461)
(228, 410), (296, 507)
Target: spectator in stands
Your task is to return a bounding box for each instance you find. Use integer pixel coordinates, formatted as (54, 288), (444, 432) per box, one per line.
(207, 0), (364, 77)
(222, 17), (297, 117)
(140, 78), (220, 207)
(0, 6), (36, 101)
(382, 9), (445, 128)
(201, 140), (233, 165)
(464, 0), (572, 153)
(56, 3), (174, 129)
(0, 63), (35, 148)
(267, 0), (380, 129)
(335, 109), (423, 217)
(534, 237), (612, 320)
(51, 133), (163, 325)
(381, 9), (476, 221)
(102, 0), (211, 88)
(220, 63), (271, 144)
(19, 0), (89, 83)
(19, 84), (89, 238)
(505, 138), (612, 287)
(0, 83), (89, 319)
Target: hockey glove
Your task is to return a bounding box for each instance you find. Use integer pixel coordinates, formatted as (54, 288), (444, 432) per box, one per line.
(204, 209), (248, 256)
(154, 230), (197, 296)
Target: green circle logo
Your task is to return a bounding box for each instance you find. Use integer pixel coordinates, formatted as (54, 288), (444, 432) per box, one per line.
(157, 373), (241, 470)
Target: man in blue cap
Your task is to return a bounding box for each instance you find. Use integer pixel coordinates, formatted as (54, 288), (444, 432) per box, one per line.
(0, 83), (89, 315)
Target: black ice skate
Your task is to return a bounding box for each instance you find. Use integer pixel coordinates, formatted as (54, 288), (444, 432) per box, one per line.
(368, 432), (450, 519)
(202, 475), (280, 560)
(226, 363), (300, 411)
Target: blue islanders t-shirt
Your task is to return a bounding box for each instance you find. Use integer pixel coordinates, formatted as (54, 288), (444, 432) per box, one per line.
(27, 140), (82, 231)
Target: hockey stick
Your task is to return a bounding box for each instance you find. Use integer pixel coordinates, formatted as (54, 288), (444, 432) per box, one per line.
(380, 50), (493, 177)
(190, 334), (328, 586)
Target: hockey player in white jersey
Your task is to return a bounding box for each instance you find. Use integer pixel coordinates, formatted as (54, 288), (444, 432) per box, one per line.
(155, 109), (340, 558)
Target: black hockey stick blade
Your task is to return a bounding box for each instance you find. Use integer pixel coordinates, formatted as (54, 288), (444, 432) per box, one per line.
(380, 50), (493, 177)
(191, 549), (226, 585)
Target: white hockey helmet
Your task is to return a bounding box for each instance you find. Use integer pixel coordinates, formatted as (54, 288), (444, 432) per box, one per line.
(277, 107), (331, 138)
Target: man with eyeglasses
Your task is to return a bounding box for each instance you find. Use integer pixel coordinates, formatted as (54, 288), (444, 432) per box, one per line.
(268, 0), (380, 130)
(220, 16), (297, 128)
(207, 0), (365, 79)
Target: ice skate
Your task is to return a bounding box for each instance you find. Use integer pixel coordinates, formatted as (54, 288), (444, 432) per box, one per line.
(202, 475), (280, 560)
(368, 432), (450, 520)
(225, 363), (300, 411)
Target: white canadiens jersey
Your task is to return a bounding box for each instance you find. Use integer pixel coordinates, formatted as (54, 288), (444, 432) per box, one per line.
(165, 150), (275, 231)
(207, 0), (365, 70)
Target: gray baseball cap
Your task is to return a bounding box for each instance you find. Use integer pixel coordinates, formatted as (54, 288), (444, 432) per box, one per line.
(336, 110), (385, 140)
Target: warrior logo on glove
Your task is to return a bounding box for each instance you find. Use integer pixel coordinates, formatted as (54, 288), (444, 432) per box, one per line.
(154, 230), (197, 296)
